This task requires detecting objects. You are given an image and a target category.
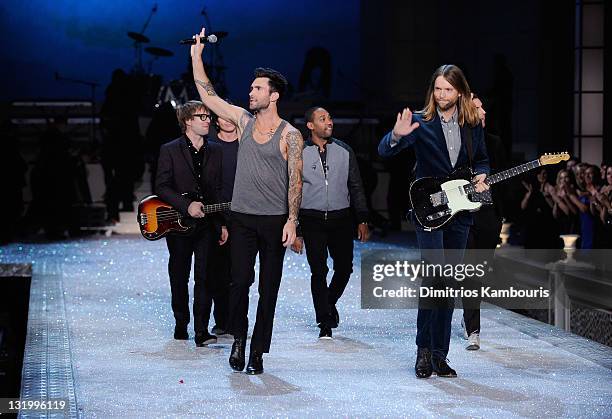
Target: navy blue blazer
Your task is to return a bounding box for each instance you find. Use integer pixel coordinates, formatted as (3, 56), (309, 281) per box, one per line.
(378, 112), (490, 227)
(378, 112), (490, 179)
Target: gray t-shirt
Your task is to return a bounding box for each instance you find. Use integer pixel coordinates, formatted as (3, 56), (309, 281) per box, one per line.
(231, 117), (289, 215)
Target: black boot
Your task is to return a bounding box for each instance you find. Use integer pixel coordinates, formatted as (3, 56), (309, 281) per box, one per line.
(329, 303), (339, 328)
(415, 347), (433, 378)
(174, 325), (188, 340)
(432, 357), (457, 377)
(229, 338), (246, 371)
(195, 331), (217, 347)
(246, 351), (264, 375)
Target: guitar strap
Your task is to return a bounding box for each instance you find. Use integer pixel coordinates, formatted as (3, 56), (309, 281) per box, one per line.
(465, 126), (493, 205)
(465, 126), (473, 170)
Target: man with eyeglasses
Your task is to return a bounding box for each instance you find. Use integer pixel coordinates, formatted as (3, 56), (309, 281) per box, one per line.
(156, 100), (228, 347)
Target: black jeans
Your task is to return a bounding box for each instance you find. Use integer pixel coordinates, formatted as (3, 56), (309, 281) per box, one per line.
(227, 212), (287, 353)
(166, 225), (214, 333)
(415, 218), (469, 360)
(463, 207), (502, 335)
(301, 214), (354, 328)
(206, 229), (232, 331)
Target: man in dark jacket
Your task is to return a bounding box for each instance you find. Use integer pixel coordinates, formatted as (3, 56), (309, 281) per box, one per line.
(155, 100), (227, 346)
(292, 106), (369, 339)
(378, 65), (490, 378)
(462, 95), (507, 351)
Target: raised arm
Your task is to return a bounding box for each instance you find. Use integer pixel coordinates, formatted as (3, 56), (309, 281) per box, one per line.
(378, 108), (420, 158)
(190, 28), (252, 136)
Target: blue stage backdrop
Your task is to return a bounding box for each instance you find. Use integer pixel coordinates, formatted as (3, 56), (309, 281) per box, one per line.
(0, 0), (360, 102)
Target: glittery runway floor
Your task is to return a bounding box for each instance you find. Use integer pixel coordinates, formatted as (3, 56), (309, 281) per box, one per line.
(2, 235), (612, 418)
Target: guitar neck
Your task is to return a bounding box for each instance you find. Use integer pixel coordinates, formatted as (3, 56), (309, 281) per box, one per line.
(464, 159), (541, 193)
(202, 202), (232, 213)
(486, 159), (542, 185)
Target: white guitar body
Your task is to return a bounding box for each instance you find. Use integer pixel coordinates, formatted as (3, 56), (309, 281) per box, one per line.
(441, 179), (482, 214)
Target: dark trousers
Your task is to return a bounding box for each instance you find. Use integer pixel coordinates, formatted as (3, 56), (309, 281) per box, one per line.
(227, 212), (287, 353)
(301, 215), (354, 328)
(166, 226), (213, 333)
(463, 207), (502, 335)
(415, 219), (469, 360)
(206, 232), (231, 330)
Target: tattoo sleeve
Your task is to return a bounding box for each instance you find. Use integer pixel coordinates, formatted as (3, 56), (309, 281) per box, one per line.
(286, 129), (304, 220)
(194, 79), (217, 97)
(238, 111), (253, 133)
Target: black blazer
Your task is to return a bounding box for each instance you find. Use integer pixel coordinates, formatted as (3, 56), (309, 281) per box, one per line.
(155, 135), (224, 232)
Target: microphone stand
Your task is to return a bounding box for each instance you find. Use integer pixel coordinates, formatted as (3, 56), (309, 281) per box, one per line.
(200, 6), (215, 73)
(132, 3), (158, 73)
(140, 3), (158, 35)
(200, 4), (229, 97)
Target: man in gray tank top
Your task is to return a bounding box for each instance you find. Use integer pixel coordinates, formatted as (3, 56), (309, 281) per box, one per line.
(191, 28), (304, 375)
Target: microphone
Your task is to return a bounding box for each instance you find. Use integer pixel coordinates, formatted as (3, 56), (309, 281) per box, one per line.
(179, 34), (218, 45)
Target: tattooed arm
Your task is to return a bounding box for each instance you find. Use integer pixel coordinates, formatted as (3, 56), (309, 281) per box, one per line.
(281, 128), (304, 247)
(190, 28), (252, 136)
(286, 129), (304, 221)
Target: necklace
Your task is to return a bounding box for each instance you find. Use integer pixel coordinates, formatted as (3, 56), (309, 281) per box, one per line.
(254, 118), (280, 137)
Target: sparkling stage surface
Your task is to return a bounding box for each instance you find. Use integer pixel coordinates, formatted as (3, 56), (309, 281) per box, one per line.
(1, 235), (611, 418)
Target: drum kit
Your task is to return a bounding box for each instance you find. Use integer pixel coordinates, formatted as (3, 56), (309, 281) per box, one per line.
(127, 3), (229, 108)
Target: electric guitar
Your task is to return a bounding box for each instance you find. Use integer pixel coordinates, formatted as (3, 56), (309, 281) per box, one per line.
(410, 152), (569, 230)
(137, 193), (231, 240)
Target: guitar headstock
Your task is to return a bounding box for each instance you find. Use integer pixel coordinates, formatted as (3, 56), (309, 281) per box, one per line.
(539, 152), (570, 166)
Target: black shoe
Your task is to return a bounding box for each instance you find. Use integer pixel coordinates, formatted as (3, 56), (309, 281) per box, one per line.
(330, 304), (339, 327)
(318, 326), (333, 340)
(195, 331), (217, 347)
(211, 325), (227, 335)
(174, 325), (189, 340)
(415, 347), (433, 379)
(432, 357), (457, 377)
(246, 351), (263, 375)
(229, 338), (246, 371)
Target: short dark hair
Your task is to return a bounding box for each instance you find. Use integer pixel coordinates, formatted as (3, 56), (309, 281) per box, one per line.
(304, 106), (324, 123)
(176, 100), (208, 133)
(253, 67), (288, 100)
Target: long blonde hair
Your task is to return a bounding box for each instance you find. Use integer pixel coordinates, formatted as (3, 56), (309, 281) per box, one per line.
(421, 64), (480, 127)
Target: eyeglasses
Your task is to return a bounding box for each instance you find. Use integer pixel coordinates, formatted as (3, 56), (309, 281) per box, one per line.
(193, 114), (211, 121)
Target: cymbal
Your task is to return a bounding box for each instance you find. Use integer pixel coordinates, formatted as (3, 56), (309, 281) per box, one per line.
(128, 31), (150, 43)
(145, 47), (174, 57)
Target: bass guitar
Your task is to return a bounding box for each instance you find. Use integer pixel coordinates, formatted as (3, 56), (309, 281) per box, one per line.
(409, 152), (569, 230)
(137, 193), (231, 240)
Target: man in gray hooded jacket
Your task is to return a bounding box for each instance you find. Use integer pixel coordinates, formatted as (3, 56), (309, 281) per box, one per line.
(292, 106), (369, 339)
